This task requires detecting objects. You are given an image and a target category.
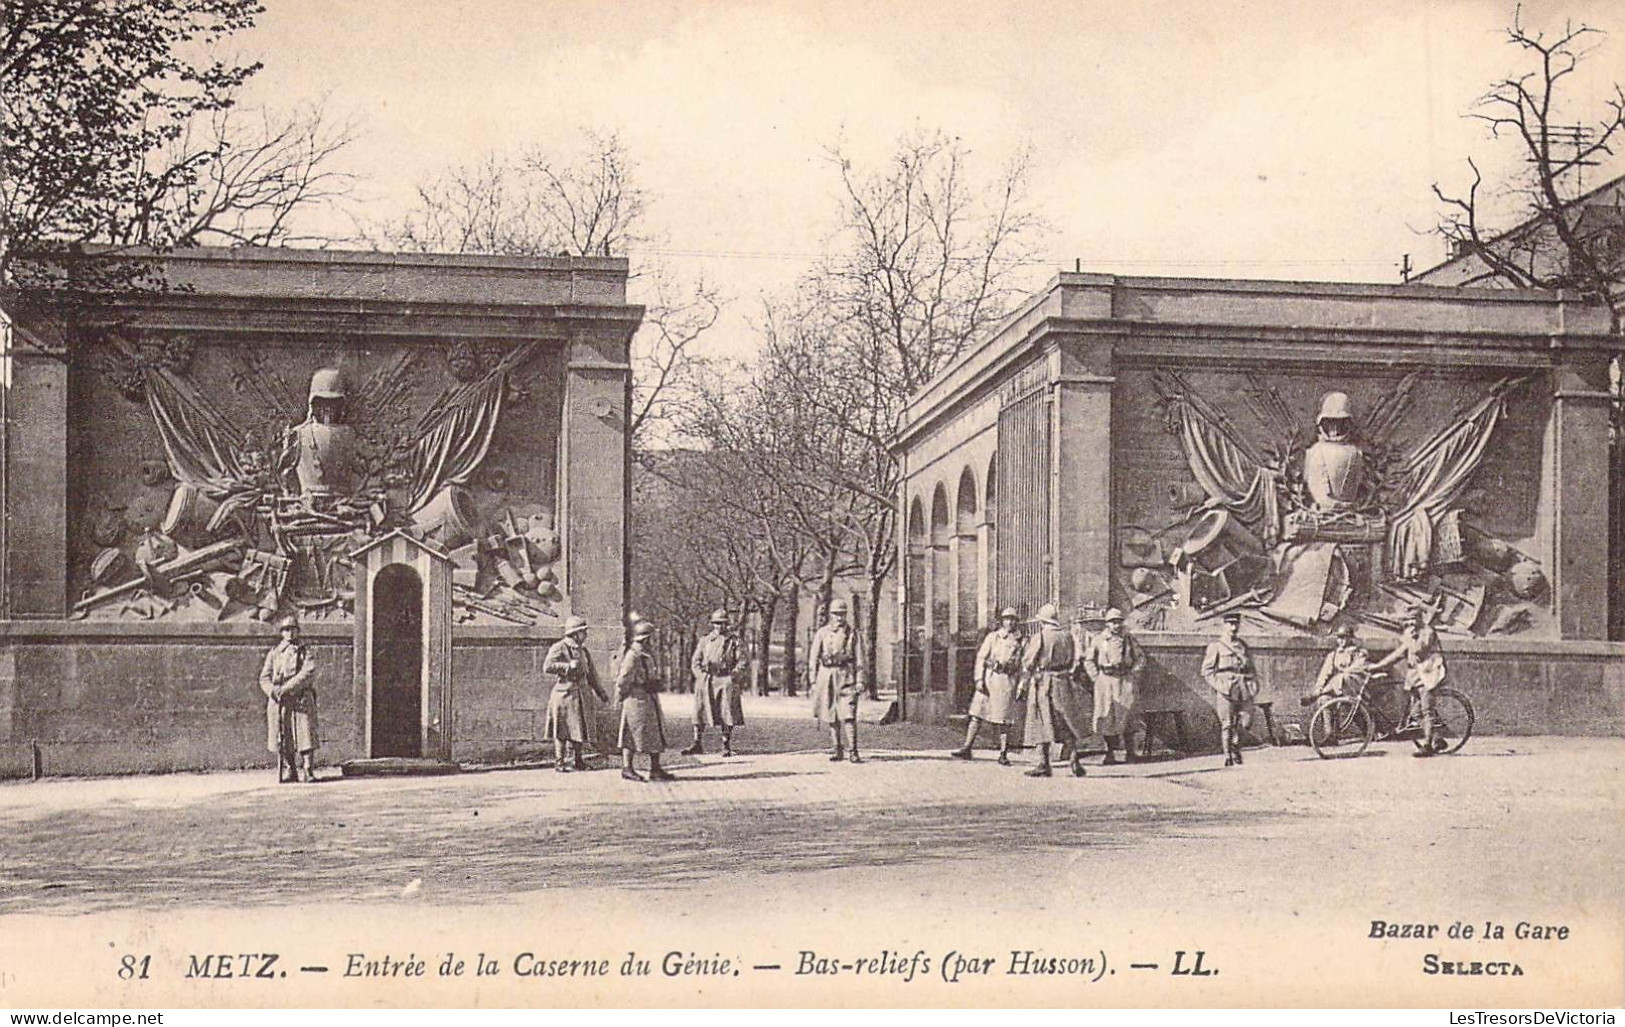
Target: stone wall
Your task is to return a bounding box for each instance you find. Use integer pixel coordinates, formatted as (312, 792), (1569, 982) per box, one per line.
(1130, 636), (1625, 747)
(0, 627), (618, 778)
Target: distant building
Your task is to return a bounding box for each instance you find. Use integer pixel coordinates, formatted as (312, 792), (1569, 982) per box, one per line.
(1415, 171), (1625, 299)
(892, 272), (1622, 738)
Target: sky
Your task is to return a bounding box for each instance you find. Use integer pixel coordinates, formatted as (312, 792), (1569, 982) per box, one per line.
(241, 0), (1625, 361)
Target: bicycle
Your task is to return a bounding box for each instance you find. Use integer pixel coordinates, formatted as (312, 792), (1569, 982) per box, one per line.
(1307, 667), (1474, 759)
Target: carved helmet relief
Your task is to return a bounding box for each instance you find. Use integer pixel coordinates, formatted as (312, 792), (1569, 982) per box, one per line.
(1142, 369), (1544, 638)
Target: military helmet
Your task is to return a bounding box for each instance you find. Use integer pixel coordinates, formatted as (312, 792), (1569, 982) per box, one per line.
(308, 367), (348, 400)
(1316, 391), (1354, 422)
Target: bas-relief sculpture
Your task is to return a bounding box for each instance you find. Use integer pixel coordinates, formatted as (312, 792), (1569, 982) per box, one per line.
(70, 336), (565, 626)
(1116, 368), (1550, 639)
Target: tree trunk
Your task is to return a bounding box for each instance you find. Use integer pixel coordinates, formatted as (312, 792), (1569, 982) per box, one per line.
(754, 594), (779, 696)
(679, 626), (697, 693)
(864, 572), (886, 700)
(782, 582), (801, 698)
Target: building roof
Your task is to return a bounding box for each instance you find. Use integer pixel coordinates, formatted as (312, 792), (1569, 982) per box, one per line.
(1414, 170), (1625, 285)
(895, 271), (1619, 451)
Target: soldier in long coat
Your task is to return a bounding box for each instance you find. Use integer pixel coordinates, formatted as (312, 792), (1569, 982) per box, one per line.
(1018, 603), (1089, 778)
(616, 620), (674, 782)
(260, 613), (319, 783)
(1202, 612), (1260, 767)
(950, 607), (1023, 765)
(682, 608), (744, 757)
(1082, 607), (1146, 766)
(809, 598), (862, 763)
(542, 615), (608, 772)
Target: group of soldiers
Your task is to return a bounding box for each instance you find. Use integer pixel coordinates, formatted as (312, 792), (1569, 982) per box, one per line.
(536, 599), (865, 781)
(258, 593), (1452, 784)
(950, 599), (1453, 775)
(950, 603), (1153, 777)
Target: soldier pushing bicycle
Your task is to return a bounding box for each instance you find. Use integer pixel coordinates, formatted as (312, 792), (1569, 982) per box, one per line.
(1303, 606), (1475, 759)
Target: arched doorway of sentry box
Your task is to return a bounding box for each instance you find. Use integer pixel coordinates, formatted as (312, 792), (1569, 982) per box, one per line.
(344, 530), (458, 776)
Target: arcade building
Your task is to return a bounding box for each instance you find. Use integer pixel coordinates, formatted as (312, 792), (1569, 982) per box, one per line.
(893, 273), (1623, 740)
(0, 247), (641, 775)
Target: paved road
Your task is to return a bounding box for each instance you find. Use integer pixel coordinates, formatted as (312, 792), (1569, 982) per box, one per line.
(0, 697), (1620, 1006)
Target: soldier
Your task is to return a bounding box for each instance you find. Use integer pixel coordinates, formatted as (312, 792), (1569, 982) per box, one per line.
(1304, 624), (1370, 705)
(950, 607), (1023, 764)
(1017, 603), (1089, 778)
(1082, 607), (1146, 766)
(683, 608), (745, 757)
(259, 613), (319, 783)
(1369, 605), (1449, 757)
(1202, 612), (1260, 767)
(542, 615), (608, 772)
(616, 620), (674, 782)
(809, 598), (862, 763)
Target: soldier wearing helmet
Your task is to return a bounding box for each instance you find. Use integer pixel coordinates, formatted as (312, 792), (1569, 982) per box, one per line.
(1303, 390), (1366, 513)
(683, 608), (745, 757)
(1082, 606), (1146, 766)
(616, 619), (674, 782)
(809, 597), (863, 763)
(950, 606), (1024, 765)
(542, 616), (608, 772)
(1306, 624), (1371, 705)
(1017, 603), (1090, 778)
(287, 367), (360, 504)
(259, 612), (319, 783)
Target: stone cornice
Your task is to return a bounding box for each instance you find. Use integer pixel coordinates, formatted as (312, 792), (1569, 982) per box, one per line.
(896, 272), (1619, 450)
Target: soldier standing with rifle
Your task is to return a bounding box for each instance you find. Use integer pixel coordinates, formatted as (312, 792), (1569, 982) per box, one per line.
(809, 598), (862, 763)
(683, 609), (744, 757)
(260, 613), (319, 783)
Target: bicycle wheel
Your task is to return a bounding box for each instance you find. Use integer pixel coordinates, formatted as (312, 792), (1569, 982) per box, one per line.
(1414, 688), (1475, 755)
(1310, 697), (1373, 759)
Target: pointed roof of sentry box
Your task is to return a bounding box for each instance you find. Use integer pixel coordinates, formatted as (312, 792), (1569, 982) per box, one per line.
(350, 527), (452, 562)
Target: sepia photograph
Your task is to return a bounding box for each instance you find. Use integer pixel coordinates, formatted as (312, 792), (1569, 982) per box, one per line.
(0, 0), (1622, 1011)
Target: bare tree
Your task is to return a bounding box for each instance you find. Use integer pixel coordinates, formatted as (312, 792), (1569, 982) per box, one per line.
(1432, 8), (1625, 332)
(384, 130), (716, 447)
(384, 130), (644, 258)
(632, 272), (720, 444)
(1, 0), (357, 293)
(785, 128), (1048, 695)
(126, 97), (360, 249)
